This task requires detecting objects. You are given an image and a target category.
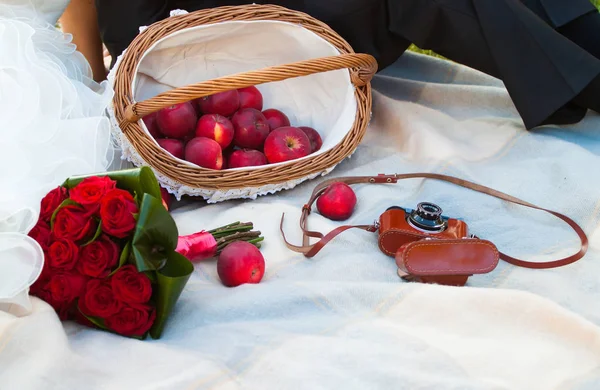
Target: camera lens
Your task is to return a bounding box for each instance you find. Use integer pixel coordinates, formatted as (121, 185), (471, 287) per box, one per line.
(408, 202), (447, 232)
(416, 202), (442, 220)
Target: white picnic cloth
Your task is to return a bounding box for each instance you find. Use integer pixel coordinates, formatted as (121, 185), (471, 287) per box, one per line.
(2, 52), (600, 389)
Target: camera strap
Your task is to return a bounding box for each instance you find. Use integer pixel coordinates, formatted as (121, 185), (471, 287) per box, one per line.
(280, 173), (589, 269)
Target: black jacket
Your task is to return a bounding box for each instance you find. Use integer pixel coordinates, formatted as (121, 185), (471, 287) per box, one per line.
(96, 0), (599, 129)
(96, 0), (411, 71)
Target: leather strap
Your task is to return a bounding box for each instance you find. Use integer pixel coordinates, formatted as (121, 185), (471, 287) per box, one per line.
(280, 173), (589, 269)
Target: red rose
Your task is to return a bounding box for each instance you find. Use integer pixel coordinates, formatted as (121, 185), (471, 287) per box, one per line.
(79, 279), (122, 318)
(48, 238), (79, 271)
(39, 272), (87, 320)
(100, 189), (138, 238)
(69, 176), (117, 213)
(105, 303), (156, 337)
(53, 204), (97, 242)
(77, 235), (119, 278)
(111, 265), (152, 303)
(40, 186), (68, 221)
(28, 220), (52, 251)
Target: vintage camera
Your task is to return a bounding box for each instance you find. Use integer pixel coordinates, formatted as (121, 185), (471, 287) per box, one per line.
(377, 202), (469, 257)
(377, 202), (494, 286)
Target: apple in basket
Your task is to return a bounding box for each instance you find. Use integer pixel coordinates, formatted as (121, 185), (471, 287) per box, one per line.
(185, 137), (223, 170)
(156, 138), (185, 159)
(197, 90), (240, 117)
(263, 126), (311, 164)
(195, 114), (235, 149)
(238, 86), (263, 111)
(299, 126), (323, 153)
(142, 111), (162, 138)
(262, 108), (290, 132)
(149, 85), (325, 169)
(231, 108), (270, 149)
(156, 101), (197, 139)
(228, 149), (268, 168)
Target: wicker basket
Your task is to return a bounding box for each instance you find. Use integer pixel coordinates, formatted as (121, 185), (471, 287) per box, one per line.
(108, 4), (377, 203)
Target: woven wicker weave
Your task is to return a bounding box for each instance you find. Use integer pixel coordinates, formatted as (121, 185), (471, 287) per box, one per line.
(111, 4), (377, 194)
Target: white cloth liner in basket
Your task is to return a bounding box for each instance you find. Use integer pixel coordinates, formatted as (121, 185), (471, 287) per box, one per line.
(107, 10), (361, 203)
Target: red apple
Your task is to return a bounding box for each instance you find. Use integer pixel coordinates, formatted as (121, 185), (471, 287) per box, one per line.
(262, 108), (291, 131)
(156, 138), (185, 159)
(238, 86), (263, 111)
(316, 182), (357, 221)
(231, 108), (270, 149)
(160, 187), (173, 210)
(299, 126), (323, 153)
(217, 241), (265, 287)
(197, 90), (240, 117)
(191, 100), (202, 116)
(195, 114), (234, 149)
(156, 102), (197, 139)
(222, 146), (237, 169)
(228, 149), (267, 168)
(263, 126), (311, 164)
(184, 137), (223, 170)
(142, 112), (162, 138)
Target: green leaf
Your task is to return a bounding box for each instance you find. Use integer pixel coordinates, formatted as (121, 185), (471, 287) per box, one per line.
(149, 251), (194, 339)
(62, 167), (162, 203)
(77, 306), (108, 330)
(84, 315), (107, 330)
(109, 242), (132, 276)
(50, 198), (80, 230)
(131, 193), (179, 273)
(82, 221), (103, 246)
(78, 306), (148, 340)
(144, 270), (158, 284)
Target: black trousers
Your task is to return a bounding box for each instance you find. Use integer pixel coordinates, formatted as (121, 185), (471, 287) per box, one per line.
(97, 0), (600, 129)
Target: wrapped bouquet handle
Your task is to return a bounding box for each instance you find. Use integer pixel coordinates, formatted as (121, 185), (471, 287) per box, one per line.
(123, 53), (378, 123)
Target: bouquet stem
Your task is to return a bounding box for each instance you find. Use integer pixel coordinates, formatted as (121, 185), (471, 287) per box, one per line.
(177, 222), (264, 262)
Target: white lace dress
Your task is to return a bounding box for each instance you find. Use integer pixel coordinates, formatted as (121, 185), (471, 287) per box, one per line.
(0, 0), (114, 315)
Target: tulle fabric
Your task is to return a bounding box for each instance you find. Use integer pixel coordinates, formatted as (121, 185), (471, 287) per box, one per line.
(0, 1), (114, 315)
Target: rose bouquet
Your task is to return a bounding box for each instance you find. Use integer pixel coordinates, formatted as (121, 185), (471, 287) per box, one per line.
(27, 167), (263, 339)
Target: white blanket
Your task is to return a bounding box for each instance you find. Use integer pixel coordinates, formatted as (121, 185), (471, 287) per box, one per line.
(2, 52), (600, 390)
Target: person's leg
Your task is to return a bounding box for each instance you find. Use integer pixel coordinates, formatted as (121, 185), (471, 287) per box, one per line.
(573, 74), (600, 114)
(520, 0), (600, 60)
(387, 0), (600, 129)
(520, 1), (600, 115)
(519, 0), (596, 28)
(387, 0), (502, 78)
(95, 0), (170, 67)
(558, 11), (600, 60)
(517, 0), (600, 119)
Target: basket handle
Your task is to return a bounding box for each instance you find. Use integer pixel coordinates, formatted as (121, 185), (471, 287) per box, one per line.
(123, 53), (377, 123)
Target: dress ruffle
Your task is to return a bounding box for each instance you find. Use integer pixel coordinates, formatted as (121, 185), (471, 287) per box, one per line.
(0, 1), (114, 315)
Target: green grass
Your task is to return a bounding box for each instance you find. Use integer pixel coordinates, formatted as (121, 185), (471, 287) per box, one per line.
(407, 45), (447, 59)
(409, 0), (600, 58)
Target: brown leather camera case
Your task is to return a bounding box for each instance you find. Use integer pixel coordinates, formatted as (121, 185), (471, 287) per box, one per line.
(395, 239), (499, 286)
(378, 207), (468, 257)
